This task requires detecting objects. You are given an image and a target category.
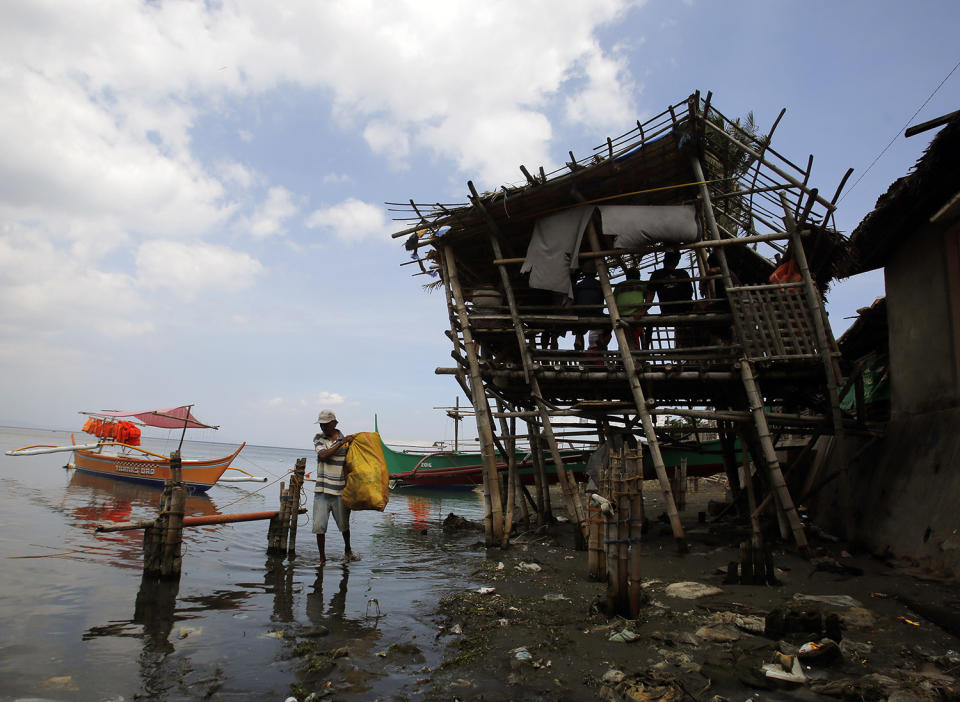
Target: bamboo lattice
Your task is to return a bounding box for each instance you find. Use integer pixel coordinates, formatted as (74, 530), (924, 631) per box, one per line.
(729, 284), (820, 361)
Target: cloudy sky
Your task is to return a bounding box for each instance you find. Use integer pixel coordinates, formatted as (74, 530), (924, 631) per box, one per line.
(1, 0), (957, 450)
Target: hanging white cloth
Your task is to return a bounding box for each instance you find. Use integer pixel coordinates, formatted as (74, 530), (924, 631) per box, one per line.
(521, 205), (700, 297)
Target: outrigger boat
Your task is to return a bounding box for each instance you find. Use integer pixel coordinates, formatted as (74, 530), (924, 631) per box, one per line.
(6, 405), (264, 492)
(380, 434), (728, 489)
(381, 438), (588, 489)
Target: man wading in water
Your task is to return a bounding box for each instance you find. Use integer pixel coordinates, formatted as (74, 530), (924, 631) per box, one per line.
(312, 409), (357, 562)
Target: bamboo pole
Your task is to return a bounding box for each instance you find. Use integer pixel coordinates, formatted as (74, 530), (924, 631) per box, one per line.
(739, 360), (808, 552)
(582, 214), (686, 549)
(605, 450), (621, 614)
(157, 450), (186, 578)
(267, 482), (289, 555)
(627, 448), (645, 618)
(780, 194), (852, 540)
(527, 420), (551, 523)
(439, 254), (495, 542)
(615, 466), (629, 614)
(100, 510), (303, 532)
(503, 412), (519, 543)
(489, 230), (803, 265)
(442, 245), (504, 545)
(701, 118), (836, 214)
(739, 434), (762, 548)
(287, 458), (306, 556)
(467, 181), (587, 543)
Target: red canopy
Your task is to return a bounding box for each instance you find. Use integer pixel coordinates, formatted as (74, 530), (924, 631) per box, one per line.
(80, 405), (218, 430)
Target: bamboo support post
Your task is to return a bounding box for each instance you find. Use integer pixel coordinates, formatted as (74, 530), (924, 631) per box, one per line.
(286, 458), (306, 556)
(781, 193), (852, 540)
(626, 449), (645, 619)
(582, 212), (686, 549)
(605, 451), (623, 614)
(442, 245), (504, 544)
(739, 360), (808, 553)
(144, 450), (186, 579)
(502, 411), (518, 544)
(467, 180), (587, 543)
(267, 481), (291, 555)
(615, 470), (629, 614)
(526, 419), (551, 524)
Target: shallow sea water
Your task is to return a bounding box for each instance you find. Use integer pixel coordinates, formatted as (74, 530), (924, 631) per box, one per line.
(0, 426), (486, 701)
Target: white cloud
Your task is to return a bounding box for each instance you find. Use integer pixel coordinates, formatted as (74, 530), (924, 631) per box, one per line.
(314, 392), (345, 406)
(216, 159), (260, 190)
(305, 198), (391, 244)
(564, 44), (639, 130)
(363, 120), (411, 168)
(247, 186), (299, 238)
(135, 240), (263, 299)
(0, 226), (152, 340)
(323, 172), (353, 185)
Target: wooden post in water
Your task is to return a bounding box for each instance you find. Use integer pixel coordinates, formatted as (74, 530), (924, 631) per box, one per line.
(268, 481), (291, 556)
(286, 458), (306, 556)
(143, 450), (186, 579)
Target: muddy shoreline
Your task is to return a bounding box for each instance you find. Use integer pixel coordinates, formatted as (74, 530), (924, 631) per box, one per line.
(287, 483), (960, 701)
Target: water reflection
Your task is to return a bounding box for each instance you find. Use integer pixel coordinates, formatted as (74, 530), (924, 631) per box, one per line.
(306, 566), (349, 627)
(134, 577), (180, 657)
(66, 469), (220, 521)
(406, 495), (431, 532)
(265, 555), (295, 622)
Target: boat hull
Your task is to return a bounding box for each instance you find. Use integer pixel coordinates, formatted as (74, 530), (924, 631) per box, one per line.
(381, 439), (588, 489)
(71, 443), (245, 493)
(382, 438), (728, 489)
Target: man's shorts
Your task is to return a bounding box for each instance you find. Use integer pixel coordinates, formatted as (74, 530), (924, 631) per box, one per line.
(312, 492), (350, 534)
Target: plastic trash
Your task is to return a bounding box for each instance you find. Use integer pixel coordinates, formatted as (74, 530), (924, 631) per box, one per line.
(664, 581), (723, 599)
(510, 646), (533, 669)
(602, 669), (625, 684)
(762, 653), (806, 684)
(477, 586), (496, 594)
(798, 638), (841, 665)
(516, 562), (542, 572)
(608, 628), (639, 643)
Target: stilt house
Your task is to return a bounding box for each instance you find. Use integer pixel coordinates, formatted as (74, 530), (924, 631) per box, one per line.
(391, 92), (854, 558)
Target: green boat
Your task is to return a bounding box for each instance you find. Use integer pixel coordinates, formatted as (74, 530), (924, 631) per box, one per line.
(380, 438), (587, 490)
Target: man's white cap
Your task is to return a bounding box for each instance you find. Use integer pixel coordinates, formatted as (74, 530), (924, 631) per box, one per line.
(315, 409), (337, 424)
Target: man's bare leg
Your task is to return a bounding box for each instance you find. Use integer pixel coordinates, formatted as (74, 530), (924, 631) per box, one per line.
(316, 533), (326, 563)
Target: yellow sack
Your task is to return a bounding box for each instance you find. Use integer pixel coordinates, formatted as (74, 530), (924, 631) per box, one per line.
(342, 432), (389, 511)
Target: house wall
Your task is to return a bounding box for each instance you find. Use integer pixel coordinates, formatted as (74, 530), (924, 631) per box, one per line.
(811, 408), (960, 577)
(885, 223), (960, 415)
(809, 220), (960, 576)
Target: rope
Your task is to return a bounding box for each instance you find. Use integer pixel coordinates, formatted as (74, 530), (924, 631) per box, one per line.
(215, 469), (296, 512)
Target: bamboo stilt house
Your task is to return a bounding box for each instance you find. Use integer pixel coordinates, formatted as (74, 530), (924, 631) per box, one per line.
(390, 91), (854, 552)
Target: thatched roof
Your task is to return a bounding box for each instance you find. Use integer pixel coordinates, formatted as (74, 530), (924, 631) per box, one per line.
(394, 92), (839, 291)
(840, 113), (960, 276)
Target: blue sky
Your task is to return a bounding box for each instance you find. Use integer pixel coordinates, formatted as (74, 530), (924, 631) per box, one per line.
(1, 0), (957, 450)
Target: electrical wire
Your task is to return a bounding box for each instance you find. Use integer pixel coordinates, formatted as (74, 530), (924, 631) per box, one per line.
(840, 57), (960, 203)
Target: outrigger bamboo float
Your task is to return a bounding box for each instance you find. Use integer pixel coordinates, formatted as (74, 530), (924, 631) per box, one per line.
(6, 405), (264, 492)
